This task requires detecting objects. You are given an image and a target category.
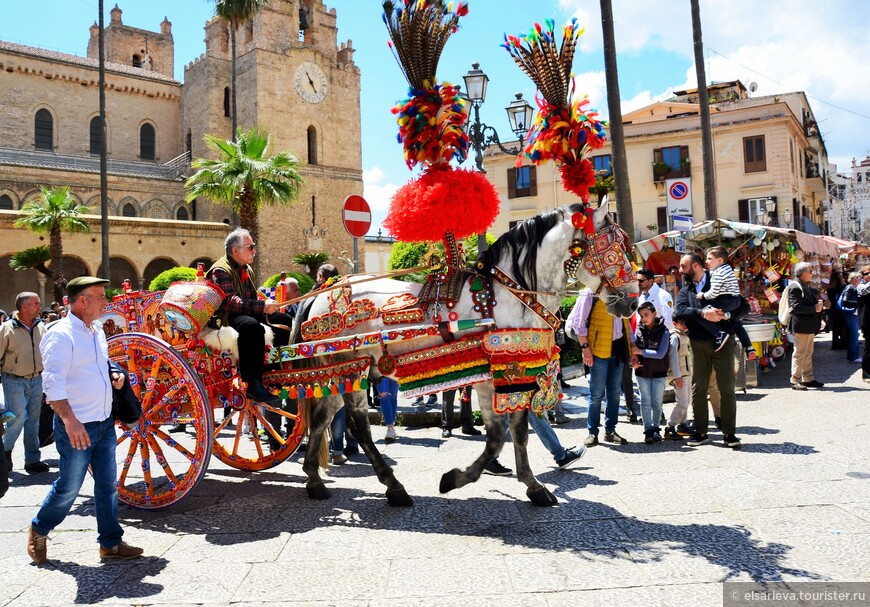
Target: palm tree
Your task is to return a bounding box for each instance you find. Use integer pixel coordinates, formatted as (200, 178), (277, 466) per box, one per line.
(599, 0), (634, 242)
(15, 187), (90, 301)
(214, 0), (267, 139)
(294, 252), (330, 280)
(10, 246), (52, 279)
(185, 126), (303, 245)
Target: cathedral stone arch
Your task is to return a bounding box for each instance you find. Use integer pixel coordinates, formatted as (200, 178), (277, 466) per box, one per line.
(0, 190), (20, 210)
(119, 196), (140, 218)
(85, 194), (114, 215)
(143, 198), (169, 219)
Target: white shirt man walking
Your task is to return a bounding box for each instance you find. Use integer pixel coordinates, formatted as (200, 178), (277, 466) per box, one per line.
(28, 277), (143, 565)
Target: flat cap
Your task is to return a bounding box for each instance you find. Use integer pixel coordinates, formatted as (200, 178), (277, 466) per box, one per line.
(66, 276), (110, 298)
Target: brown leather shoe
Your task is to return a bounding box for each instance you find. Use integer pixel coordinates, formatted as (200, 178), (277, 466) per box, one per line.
(28, 526), (48, 565)
(99, 541), (144, 561)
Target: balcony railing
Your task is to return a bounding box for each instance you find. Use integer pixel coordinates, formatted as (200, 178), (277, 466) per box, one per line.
(652, 161), (691, 182)
(0, 147), (190, 180)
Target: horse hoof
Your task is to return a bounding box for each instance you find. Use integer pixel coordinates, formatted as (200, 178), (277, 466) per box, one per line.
(527, 486), (558, 507)
(386, 486), (414, 507)
(439, 468), (463, 494)
(306, 483), (331, 500)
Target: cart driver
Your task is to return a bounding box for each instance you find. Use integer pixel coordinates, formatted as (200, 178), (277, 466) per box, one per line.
(207, 227), (293, 402)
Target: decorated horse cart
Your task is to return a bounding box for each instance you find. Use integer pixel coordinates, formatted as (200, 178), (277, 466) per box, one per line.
(105, 2), (640, 511)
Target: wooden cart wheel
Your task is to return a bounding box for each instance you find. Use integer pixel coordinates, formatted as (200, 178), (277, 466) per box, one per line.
(210, 378), (306, 471)
(108, 332), (213, 509)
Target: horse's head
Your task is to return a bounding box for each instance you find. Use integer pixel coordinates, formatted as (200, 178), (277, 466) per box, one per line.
(565, 200), (639, 318)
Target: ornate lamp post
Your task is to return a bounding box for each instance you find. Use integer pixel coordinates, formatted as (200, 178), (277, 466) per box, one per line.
(461, 63), (534, 251)
(783, 207), (792, 229)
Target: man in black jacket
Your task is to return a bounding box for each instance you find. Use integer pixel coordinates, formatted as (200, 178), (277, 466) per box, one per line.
(787, 262), (824, 391)
(673, 253), (740, 448)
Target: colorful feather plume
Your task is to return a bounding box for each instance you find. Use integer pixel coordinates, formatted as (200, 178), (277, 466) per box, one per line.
(382, 1), (499, 242)
(502, 18), (607, 201)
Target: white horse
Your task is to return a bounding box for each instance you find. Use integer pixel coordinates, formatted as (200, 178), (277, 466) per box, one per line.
(292, 202), (638, 506)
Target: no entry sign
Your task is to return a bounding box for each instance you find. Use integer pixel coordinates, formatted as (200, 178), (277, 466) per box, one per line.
(342, 195), (371, 238)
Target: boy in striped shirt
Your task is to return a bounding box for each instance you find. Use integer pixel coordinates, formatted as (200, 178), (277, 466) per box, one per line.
(697, 246), (743, 351)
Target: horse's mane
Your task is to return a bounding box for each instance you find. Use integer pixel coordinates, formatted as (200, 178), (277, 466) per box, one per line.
(476, 203), (585, 292)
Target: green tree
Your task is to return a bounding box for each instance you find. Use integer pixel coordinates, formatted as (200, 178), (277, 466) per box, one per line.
(387, 234), (496, 283)
(149, 266), (198, 292)
(293, 252), (330, 280)
(185, 127), (304, 248)
(15, 186), (90, 301)
(9, 246), (52, 280)
(214, 0), (267, 139)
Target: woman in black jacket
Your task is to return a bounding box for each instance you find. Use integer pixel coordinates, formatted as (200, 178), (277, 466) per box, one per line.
(825, 269), (846, 349)
(839, 272), (862, 363)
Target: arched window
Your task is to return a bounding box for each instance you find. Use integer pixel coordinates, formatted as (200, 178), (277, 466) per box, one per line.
(223, 87), (230, 118)
(307, 125), (318, 165)
(132, 54), (142, 68)
(34, 109), (53, 150)
(140, 123), (155, 161)
(0, 194), (13, 210)
(176, 206), (189, 220)
(122, 203), (137, 217)
(89, 116), (103, 155)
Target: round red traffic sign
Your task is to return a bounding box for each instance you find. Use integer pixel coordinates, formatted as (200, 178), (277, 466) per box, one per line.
(342, 195), (371, 238)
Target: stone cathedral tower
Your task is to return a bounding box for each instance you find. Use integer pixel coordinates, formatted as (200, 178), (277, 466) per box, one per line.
(182, 0), (363, 276)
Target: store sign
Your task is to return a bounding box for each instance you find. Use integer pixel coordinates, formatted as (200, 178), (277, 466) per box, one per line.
(666, 178), (693, 223)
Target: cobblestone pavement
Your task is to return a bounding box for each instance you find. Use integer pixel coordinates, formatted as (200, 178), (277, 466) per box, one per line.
(1, 334), (868, 606)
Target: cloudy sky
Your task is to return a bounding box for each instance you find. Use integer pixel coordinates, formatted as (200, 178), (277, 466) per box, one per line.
(3, 0), (868, 235)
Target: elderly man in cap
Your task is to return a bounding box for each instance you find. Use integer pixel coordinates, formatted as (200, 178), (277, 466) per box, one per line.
(28, 276), (143, 565)
(1, 291), (48, 474)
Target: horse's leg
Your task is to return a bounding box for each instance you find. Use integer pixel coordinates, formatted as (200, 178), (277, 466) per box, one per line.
(509, 410), (558, 507)
(343, 392), (413, 507)
(439, 382), (508, 493)
(302, 395), (341, 500)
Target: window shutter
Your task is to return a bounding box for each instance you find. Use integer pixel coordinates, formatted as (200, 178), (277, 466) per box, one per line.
(89, 117), (102, 155)
(653, 148), (663, 164)
(656, 206), (668, 232)
(738, 199), (749, 222)
(679, 145), (689, 161)
(528, 166), (537, 196)
(140, 123), (155, 161)
(507, 168), (517, 199)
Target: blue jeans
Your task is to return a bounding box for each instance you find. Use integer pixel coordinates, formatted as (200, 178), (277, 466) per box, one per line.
(378, 378), (399, 426)
(844, 313), (860, 361)
(587, 355), (624, 435)
(528, 412), (566, 461)
(32, 416), (123, 548)
(636, 376), (666, 432)
(1, 373), (43, 464)
(329, 406), (359, 453)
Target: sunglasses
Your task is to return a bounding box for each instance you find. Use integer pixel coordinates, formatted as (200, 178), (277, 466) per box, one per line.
(240, 244), (257, 251)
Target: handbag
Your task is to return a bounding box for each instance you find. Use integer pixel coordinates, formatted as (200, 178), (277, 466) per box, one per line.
(109, 362), (142, 425)
(38, 394), (55, 448)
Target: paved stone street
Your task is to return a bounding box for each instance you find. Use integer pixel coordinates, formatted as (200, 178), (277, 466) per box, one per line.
(1, 334), (868, 606)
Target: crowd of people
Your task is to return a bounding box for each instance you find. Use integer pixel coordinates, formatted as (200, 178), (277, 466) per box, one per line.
(3, 227), (868, 568)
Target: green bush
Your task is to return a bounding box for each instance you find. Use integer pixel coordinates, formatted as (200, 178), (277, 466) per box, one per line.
(262, 272), (314, 294)
(148, 267), (198, 292)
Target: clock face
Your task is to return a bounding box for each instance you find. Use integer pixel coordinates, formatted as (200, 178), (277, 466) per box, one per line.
(294, 62), (328, 104)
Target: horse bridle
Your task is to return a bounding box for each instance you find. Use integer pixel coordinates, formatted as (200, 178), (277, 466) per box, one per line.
(564, 217), (634, 299)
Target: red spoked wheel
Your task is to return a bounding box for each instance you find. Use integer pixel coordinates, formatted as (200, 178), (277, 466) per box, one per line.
(209, 376), (306, 471)
(108, 333), (213, 510)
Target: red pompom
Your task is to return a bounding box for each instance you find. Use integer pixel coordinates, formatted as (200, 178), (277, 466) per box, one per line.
(384, 165), (500, 241)
(559, 159), (596, 202)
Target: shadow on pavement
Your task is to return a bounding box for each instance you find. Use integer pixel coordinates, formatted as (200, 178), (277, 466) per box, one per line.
(41, 557), (168, 604)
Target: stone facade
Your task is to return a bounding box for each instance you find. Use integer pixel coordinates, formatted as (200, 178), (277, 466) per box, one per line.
(0, 0), (364, 311)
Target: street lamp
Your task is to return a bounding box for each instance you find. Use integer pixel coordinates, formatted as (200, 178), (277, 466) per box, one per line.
(783, 207), (792, 228)
(462, 63), (534, 173)
(765, 197), (776, 225)
(462, 63), (534, 253)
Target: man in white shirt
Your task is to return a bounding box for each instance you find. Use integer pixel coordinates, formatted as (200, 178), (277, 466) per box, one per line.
(28, 276), (144, 565)
(636, 268), (674, 330)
